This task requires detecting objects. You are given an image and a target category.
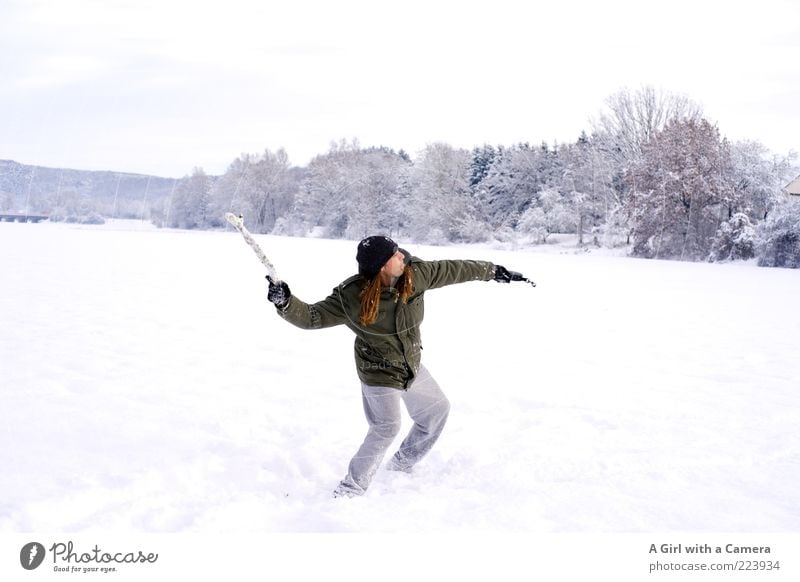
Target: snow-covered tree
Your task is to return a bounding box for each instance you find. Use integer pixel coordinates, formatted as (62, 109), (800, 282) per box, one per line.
(628, 118), (733, 260)
(206, 150), (298, 233)
(0, 191), (13, 211)
(469, 144), (498, 189)
(709, 212), (756, 262)
(48, 189), (91, 223)
(729, 140), (797, 221)
(592, 85), (704, 166)
(343, 146), (412, 240)
(169, 168), (211, 229)
(592, 86), (704, 243)
(408, 143), (486, 243)
(477, 143), (559, 230)
(757, 200), (800, 268)
(294, 142), (354, 237)
(206, 155), (250, 228)
(517, 188), (573, 243)
(238, 149), (294, 233)
(557, 135), (617, 245)
(288, 140), (411, 239)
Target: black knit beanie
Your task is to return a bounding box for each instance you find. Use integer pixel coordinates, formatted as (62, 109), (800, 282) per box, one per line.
(356, 235), (398, 277)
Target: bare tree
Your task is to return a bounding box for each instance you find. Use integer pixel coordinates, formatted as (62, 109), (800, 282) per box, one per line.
(591, 85), (705, 243)
(593, 85), (704, 164)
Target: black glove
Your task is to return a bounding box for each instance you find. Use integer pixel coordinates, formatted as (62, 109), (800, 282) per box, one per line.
(493, 265), (523, 283)
(266, 276), (291, 308)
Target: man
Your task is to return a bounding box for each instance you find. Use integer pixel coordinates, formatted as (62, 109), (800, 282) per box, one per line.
(266, 235), (523, 497)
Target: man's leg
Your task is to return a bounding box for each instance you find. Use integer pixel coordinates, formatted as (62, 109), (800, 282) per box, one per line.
(335, 384), (402, 497)
(388, 365), (451, 472)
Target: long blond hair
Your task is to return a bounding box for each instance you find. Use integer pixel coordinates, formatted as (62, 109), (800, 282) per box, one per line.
(359, 266), (414, 326)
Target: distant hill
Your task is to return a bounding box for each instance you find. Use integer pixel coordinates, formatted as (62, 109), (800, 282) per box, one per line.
(0, 159), (178, 219)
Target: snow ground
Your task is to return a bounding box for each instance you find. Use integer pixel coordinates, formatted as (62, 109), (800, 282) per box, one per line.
(1, 220), (798, 533)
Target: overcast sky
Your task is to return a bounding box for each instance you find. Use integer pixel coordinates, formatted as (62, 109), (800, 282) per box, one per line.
(1, 0), (798, 177)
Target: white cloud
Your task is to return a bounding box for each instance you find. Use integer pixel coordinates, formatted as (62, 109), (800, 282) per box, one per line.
(0, 0), (798, 175)
(13, 54), (113, 90)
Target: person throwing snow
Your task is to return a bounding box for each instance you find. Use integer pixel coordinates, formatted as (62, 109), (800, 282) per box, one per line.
(266, 235), (528, 498)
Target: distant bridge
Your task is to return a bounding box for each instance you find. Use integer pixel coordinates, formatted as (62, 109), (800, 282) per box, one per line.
(0, 213), (49, 223)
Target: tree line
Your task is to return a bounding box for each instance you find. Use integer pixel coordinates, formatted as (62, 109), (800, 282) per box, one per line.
(153, 86), (800, 267)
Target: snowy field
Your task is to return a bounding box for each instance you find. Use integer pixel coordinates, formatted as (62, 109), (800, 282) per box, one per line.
(1, 219), (799, 534)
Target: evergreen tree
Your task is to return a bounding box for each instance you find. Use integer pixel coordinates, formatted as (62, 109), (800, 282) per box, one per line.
(709, 212), (756, 262)
(478, 143), (554, 230)
(757, 201), (800, 268)
(469, 144), (497, 188)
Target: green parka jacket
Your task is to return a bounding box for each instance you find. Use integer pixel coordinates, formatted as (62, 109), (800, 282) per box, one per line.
(275, 257), (496, 389)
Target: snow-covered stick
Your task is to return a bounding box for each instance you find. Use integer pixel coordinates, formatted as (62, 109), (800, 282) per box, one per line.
(225, 213), (281, 282)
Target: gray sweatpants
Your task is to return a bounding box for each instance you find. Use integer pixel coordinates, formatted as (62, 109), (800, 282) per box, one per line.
(337, 365), (450, 496)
